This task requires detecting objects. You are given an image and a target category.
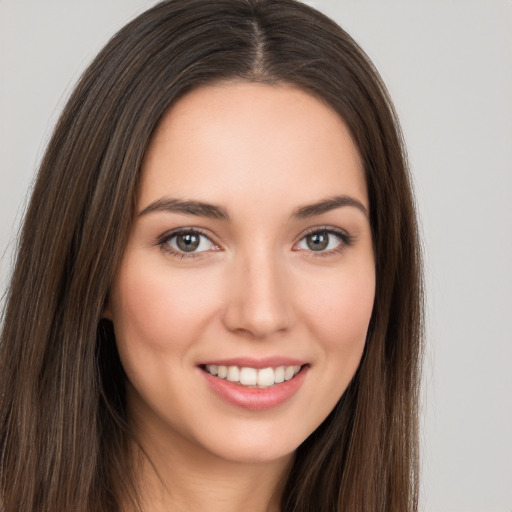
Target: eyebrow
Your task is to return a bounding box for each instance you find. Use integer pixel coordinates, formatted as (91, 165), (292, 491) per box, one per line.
(291, 195), (368, 219)
(138, 195), (368, 220)
(139, 198), (230, 219)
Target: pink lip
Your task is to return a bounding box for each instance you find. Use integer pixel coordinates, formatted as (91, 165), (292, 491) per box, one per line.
(199, 364), (309, 411)
(197, 356), (308, 369)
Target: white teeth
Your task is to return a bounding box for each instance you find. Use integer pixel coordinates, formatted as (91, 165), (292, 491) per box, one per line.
(257, 367), (274, 387)
(226, 366), (240, 382)
(274, 366), (285, 383)
(239, 367), (257, 386)
(206, 364), (218, 376)
(204, 364), (303, 388)
(284, 366), (295, 381)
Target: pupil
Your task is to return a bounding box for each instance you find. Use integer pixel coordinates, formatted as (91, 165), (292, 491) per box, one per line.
(177, 233), (200, 252)
(307, 232), (328, 251)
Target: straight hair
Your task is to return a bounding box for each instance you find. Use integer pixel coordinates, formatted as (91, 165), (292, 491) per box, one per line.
(0, 1), (423, 510)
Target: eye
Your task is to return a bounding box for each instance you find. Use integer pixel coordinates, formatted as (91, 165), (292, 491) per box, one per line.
(159, 229), (218, 258)
(296, 228), (353, 254)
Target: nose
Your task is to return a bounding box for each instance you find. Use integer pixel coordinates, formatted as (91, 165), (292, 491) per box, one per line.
(221, 247), (293, 339)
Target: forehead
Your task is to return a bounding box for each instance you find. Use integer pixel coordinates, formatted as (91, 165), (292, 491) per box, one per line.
(139, 81), (367, 215)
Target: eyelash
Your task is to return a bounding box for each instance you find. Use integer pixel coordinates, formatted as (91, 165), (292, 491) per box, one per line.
(157, 226), (354, 260)
(297, 226), (354, 258)
(157, 228), (215, 260)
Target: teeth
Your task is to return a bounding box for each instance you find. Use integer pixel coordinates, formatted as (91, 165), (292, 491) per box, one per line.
(240, 367), (257, 386)
(257, 367), (274, 387)
(226, 366), (240, 382)
(204, 364), (303, 388)
(284, 366), (295, 380)
(274, 366), (285, 383)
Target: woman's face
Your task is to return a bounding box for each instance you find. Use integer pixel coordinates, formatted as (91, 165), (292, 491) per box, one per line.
(107, 82), (375, 465)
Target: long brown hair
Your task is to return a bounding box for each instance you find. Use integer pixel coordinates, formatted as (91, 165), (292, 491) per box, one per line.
(0, 1), (423, 510)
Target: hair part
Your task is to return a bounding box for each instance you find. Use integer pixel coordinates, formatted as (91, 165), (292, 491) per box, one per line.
(0, 1), (423, 510)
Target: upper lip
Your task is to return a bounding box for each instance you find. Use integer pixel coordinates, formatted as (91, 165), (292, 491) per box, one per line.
(198, 357), (308, 369)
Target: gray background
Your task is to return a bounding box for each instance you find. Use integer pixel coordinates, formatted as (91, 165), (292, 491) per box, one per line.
(1, 1), (511, 510)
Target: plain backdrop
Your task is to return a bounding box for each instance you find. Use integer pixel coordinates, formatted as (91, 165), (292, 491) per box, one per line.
(0, 1), (511, 511)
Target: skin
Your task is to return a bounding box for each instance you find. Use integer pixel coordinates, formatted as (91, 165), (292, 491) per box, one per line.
(107, 82), (375, 512)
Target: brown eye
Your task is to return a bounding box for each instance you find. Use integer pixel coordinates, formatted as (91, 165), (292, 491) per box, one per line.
(163, 230), (216, 255)
(305, 232), (329, 251)
(176, 233), (200, 252)
(296, 228), (350, 254)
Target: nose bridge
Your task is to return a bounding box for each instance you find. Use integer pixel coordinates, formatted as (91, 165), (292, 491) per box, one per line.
(222, 241), (292, 338)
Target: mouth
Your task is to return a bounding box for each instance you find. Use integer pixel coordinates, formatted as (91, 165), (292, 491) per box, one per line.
(198, 359), (310, 411)
(200, 364), (304, 389)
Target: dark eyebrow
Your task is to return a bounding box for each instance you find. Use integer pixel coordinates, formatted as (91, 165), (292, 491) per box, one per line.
(291, 195), (368, 219)
(139, 197), (230, 220)
(139, 194), (368, 221)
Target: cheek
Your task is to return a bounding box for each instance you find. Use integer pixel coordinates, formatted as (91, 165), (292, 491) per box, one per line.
(111, 260), (219, 357)
(298, 262), (375, 385)
(303, 267), (375, 343)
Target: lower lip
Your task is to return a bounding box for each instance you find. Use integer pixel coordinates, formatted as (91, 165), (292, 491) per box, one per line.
(200, 366), (309, 411)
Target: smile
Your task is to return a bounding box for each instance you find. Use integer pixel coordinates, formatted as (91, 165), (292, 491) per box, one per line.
(199, 360), (309, 411)
(203, 364), (302, 388)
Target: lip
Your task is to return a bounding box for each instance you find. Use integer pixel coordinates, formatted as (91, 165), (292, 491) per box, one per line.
(197, 356), (308, 369)
(198, 362), (309, 411)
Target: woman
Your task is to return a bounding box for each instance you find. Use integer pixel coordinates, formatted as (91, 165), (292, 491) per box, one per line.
(0, 0), (423, 511)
